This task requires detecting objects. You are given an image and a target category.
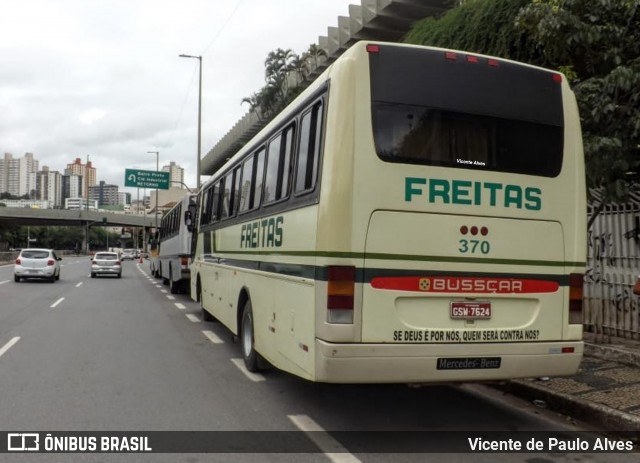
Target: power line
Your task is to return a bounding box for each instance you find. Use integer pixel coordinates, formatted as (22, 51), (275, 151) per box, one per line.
(201, 0), (245, 55)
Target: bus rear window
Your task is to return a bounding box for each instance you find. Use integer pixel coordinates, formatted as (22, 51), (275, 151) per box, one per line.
(369, 45), (565, 178)
(373, 104), (563, 177)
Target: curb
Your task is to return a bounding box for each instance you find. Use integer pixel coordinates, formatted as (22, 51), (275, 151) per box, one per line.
(585, 343), (640, 368)
(498, 379), (640, 435)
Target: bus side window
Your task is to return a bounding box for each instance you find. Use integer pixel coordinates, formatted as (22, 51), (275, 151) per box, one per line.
(264, 124), (295, 204)
(211, 182), (220, 222)
(220, 177), (230, 219)
(239, 155), (255, 213)
(253, 148), (265, 208)
(295, 101), (323, 193)
(229, 166), (241, 217)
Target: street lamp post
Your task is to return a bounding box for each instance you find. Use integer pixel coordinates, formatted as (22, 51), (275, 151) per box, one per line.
(147, 151), (159, 248)
(179, 53), (202, 190)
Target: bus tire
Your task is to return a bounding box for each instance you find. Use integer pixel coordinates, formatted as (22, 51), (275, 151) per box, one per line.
(241, 300), (261, 372)
(169, 269), (180, 294)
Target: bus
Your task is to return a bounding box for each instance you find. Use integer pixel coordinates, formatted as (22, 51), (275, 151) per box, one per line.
(155, 194), (197, 294)
(191, 41), (586, 383)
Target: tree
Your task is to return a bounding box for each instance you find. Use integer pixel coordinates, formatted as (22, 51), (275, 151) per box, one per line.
(404, 0), (538, 63)
(305, 44), (327, 70)
(516, 0), (640, 209)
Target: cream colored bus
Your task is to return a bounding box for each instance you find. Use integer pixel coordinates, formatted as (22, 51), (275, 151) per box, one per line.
(191, 42), (586, 383)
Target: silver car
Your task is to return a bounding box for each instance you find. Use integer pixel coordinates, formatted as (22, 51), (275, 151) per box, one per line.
(14, 248), (62, 283)
(121, 249), (136, 261)
(91, 252), (122, 278)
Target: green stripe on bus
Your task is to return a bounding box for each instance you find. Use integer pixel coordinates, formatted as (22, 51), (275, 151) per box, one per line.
(213, 249), (585, 268)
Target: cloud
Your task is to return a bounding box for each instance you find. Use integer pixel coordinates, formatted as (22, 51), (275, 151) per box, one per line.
(0, 0), (354, 191)
(78, 109), (108, 126)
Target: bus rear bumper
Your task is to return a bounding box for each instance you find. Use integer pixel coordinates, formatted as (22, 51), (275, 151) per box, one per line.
(314, 339), (583, 384)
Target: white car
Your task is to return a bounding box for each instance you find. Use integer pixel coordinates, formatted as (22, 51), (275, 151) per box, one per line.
(91, 252), (122, 278)
(121, 249), (136, 261)
(14, 248), (62, 283)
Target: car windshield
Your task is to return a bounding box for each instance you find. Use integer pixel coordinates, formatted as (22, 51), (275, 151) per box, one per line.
(21, 250), (49, 259)
(95, 254), (117, 260)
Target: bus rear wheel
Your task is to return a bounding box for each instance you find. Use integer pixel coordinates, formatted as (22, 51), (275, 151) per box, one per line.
(241, 300), (261, 372)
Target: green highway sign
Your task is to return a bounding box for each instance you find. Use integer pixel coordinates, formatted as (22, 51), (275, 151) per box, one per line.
(124, 169), (170, 189)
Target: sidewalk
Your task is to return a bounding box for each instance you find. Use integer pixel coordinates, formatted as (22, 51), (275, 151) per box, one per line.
(499, 333), (640, 434)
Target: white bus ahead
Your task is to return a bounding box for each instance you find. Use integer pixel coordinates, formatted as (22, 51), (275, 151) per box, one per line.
(156, 194), (197, 294)
(191, 41), (586, 383)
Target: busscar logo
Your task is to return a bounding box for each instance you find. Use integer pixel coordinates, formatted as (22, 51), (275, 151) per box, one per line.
(8, 433), (40, 451)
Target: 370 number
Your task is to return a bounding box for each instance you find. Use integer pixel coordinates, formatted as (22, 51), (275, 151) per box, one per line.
(459, 239), (491, 255)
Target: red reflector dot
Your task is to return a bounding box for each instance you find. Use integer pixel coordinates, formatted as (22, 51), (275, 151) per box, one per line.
(552, 73), (562, 83)
(561, 347), (575, 354)
(366, 44), (380, 53)
(460, 226), (469, 235)
(470, 226), (479, 236)
(488, 59), (499, 67)
(445, 52), (457, 61)
(466, 55), (479, 63)
(481, 227), (489, 236)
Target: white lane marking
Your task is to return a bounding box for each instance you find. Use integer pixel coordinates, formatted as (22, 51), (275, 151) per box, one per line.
(0, 280), (9, 285)
(202, 330), (224, 344)
(288, 415), (362, 463)
(50, 297), (65, 308)
(230, 358), (266, 382)
(75, 282), (83, 287)
(160, 289), (167, 293)
(166, 295), (175, 300)
(174, 303), (186, 310)
(0, 337), (20, 359)
(185, 314), (200, 323)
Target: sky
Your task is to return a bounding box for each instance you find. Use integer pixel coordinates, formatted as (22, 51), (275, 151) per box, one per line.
(0, 0), (356, 195)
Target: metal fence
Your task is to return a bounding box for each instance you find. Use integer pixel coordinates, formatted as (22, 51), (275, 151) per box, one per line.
(584, 200), (640, 342)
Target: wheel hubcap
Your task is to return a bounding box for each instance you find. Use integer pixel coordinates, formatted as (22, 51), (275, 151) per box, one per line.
(242, 315), (252, 357)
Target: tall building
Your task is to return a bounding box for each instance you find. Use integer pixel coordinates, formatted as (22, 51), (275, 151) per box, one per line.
(89, 181), (119, 207)
(118, 192), (131, 207)
(65, 157), (96, 199)
(0, 152), (39, 197)
(61, 174), (83, 205)
(162, 161), (185, 189)
(35, 166), (63, 207)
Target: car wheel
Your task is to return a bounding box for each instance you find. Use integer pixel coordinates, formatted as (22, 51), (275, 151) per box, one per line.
(49, 274), (55, 283)
(91, 273), (96, 278)
(14, 275), (20, 283)
(117, 273), (122, 279)
(55, 271), (60, 281)
(241, 300), (262, 372)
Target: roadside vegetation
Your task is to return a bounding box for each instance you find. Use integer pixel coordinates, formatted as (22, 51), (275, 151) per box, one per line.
(246, 0), (639, 210)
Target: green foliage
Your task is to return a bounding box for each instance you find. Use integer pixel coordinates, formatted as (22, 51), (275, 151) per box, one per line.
(405, 0), (539, 63)
(516, 0), (640, 203)
(242, 44), (327, 121)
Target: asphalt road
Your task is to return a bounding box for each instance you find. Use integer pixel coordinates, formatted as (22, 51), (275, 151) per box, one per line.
(0, 257), (636, 463)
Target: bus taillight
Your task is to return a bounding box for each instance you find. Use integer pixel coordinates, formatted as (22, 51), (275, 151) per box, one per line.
(327, 266), (355, 324)
(569, 273), (584, 324)
(366, 44), (380, 53)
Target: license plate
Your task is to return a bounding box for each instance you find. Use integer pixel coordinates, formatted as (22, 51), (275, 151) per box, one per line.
(450, 301), (491, 319)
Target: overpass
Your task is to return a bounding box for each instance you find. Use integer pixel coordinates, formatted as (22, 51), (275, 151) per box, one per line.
(0, 207), (156, 228)
(201, 0), (452, 176)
